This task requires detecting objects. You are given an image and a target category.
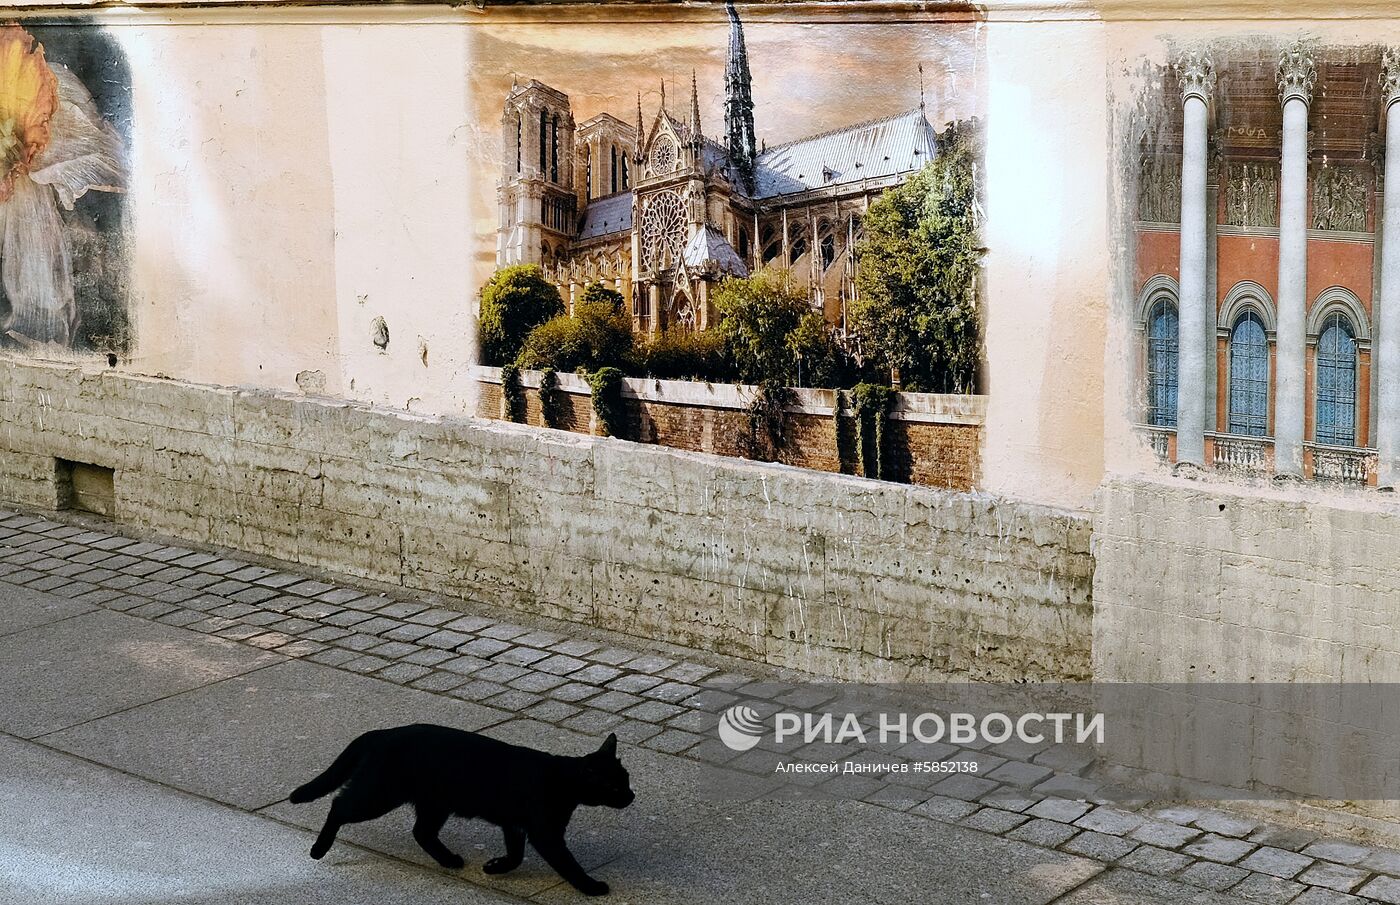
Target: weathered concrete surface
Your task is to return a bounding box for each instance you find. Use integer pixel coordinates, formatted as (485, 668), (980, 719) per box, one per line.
(0, 608), (282, 738)
(0, 358), (1093, 682)
(1094, 475), (1400, 683)
(0, 735), (518, 905)
(1093, 474), (1400, 828)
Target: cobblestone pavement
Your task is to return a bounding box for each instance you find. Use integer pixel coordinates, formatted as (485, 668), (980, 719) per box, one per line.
(3, 507), (1400, 903)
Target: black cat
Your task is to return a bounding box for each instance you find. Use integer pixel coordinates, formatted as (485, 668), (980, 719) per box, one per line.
(289, 724), (634, 896)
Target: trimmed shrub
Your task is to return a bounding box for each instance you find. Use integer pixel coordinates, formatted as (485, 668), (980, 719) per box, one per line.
(478, 264), (564, 366)
(633, 329), (733, 382)
(516, 284), (633, 373)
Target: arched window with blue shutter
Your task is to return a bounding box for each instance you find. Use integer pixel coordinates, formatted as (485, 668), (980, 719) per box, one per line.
(1315, 311), (1357, 446)
(1228, 311), (1269, 437)
(1146, 299), (1178, 427)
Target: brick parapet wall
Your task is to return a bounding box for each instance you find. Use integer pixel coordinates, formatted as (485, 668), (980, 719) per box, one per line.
(0, 357), (1091, 682)
(473, 367), (984, 492)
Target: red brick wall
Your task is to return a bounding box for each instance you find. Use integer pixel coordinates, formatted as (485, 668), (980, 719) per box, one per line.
(477, 381), (981, 491)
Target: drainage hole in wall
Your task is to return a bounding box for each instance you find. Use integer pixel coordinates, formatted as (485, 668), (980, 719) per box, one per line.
(56, 459), (115, 520)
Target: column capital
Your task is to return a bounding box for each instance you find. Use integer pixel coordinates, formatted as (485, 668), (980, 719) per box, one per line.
(1382, 48), (1400, 109)
(1277, 42), (1317, 107)
(1175, 49), (1216, 106)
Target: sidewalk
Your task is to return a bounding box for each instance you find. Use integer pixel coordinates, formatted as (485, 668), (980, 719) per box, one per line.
(0, 506), (1395, 904)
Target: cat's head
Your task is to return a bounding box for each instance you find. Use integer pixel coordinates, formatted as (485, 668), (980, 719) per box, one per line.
(579, 733), (634, 809)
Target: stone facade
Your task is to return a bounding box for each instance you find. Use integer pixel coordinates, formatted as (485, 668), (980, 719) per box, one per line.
(475, 367), (983, 491)
(0, 356), (1091, 683)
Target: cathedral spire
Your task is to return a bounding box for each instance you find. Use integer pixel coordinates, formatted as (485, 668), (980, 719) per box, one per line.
(636, 91), (644, 157)
(690, 69), (702, 140)
(724, 0), (757, 191)
(660, 77), (667, 111)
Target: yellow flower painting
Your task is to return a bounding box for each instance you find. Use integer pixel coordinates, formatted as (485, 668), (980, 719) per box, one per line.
(0, 24), (125, 350)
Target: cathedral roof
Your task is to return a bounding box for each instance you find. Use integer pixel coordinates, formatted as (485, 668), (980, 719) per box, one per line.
(578, 192), (633, 240)
(683, 224), (749, 278)
(751, 108), (938, 199)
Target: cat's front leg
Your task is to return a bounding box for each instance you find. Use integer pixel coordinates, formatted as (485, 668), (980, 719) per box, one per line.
(529, 832), (609, 896)
(484, 826), (526, 875)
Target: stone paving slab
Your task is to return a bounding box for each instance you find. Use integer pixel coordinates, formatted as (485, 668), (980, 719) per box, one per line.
(41, 658), (511, 810)
(5, 508), (1400, 903)
(0, 583), (94, 637)
(532, 798), (1103, 905)
(1053, 867), (1256, 903)
(0, 606), (282, 738)
(0, 734), (516, 905)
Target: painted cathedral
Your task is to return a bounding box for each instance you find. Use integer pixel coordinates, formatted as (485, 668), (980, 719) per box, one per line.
(496, 1), (952, 334)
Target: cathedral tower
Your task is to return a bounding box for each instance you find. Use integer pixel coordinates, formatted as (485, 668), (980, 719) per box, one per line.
(724, 0), (757, 191)
(498, 80), (576, 267)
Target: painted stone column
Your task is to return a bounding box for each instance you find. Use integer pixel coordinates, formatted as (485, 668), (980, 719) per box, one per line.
(1175, 51), (1215, 468)
(1378, 50), (1400, 486)
(1275, 43), (1316, 478)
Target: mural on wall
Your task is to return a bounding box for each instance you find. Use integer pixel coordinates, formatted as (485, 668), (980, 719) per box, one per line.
(1120, 40), (1400, 489)
(469, 3), (986, 394)
(0, 22), (129, 355)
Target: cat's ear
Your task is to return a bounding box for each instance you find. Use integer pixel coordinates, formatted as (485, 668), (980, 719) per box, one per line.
(598, 733), (618, 758)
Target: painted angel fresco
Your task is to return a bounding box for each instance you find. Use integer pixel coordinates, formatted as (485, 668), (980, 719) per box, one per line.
(0, 24), (125, 350)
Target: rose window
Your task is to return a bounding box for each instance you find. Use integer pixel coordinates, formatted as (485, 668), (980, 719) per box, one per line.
(640, 191), (685, 269)
(650, 136), (677, 172)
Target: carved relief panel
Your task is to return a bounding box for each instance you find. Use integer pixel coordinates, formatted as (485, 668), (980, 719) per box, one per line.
(1223, 162), (1279, 229)
(1311, 165), (1368, 232)
(1137, 155), (1181, 223)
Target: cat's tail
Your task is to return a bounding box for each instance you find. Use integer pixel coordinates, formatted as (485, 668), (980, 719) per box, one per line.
(288, 732), (374, 804)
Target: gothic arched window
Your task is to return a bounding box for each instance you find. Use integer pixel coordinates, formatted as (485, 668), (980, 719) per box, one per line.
(1228, 311), (1269, 437)
(1146, 298), (1178, 428)
(538, 109), (547, 172)
(788, 222), (808, 265)
(1315, 311), (1358, 446)
(818, 220), (837, 271)
(760, 224), (780, 264)
(584, 145), (592, 200)
(550, 115), (559, 183)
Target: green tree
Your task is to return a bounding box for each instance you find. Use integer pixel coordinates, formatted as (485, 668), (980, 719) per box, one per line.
(578, 282), (625, 311)
(851, 122), (981, 392)
(516, 281), (633, 373)
(713, 269), (810, 384)
(478, 264), (564, 366)
(786, 311), (845, 388)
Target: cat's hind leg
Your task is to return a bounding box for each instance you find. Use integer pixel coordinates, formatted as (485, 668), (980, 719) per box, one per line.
(412, 806), (465, 870)
(309, 785), (399, 860)
(483, 826), (525, 874)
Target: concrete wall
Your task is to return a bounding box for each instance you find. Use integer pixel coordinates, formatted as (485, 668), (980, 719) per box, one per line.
(0, 356), (1093, 682)
(1094, 474), (1400, 684)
